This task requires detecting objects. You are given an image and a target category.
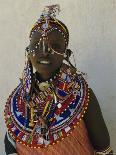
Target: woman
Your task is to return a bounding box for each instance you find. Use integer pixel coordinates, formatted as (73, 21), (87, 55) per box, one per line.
(4, 5), (113, 155)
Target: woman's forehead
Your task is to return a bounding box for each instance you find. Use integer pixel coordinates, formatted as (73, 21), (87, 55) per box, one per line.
(30, 29), (66, 43)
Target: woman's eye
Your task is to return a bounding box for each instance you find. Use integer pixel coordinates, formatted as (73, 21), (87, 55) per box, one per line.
(52, 44), (61, 50)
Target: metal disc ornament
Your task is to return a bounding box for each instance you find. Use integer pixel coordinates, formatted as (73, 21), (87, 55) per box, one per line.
(38, 82), (50, 91)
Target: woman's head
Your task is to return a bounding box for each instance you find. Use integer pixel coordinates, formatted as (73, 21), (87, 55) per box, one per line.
(26, 5), (70, 79)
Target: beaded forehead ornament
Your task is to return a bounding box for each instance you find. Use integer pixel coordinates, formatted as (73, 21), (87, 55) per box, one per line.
(27, 5), (69, 56)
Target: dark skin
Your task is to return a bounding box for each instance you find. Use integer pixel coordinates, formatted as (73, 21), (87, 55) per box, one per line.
(28, 29), (66, 81)
(28, 28), (113, 154)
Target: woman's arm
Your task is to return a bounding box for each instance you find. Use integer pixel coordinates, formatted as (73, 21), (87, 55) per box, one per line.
(83, 88), (113, 154)
(4, 132), (17, 155)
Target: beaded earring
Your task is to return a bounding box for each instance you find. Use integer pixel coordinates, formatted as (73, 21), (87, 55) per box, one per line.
(22, 49), (33, 102)
(69, 49), (87, 77)
(63, 49), (76, 69)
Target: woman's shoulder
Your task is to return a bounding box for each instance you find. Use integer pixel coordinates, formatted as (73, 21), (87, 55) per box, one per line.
(83, 88), (110, 150)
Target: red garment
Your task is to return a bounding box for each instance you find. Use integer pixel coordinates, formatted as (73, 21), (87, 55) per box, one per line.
(16, 120), (94, 155)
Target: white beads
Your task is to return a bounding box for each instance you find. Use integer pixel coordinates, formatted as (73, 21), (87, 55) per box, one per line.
(57, 103), (62, 108)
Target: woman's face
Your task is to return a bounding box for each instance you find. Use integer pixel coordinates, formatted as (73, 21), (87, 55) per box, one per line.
(28, 29), (67, 78)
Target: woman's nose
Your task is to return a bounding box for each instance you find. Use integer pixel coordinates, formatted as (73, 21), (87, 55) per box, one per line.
(41, 38), (49, 56)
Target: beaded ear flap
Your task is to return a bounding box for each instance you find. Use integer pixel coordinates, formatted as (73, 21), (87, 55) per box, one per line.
(22, 50), (33, 102)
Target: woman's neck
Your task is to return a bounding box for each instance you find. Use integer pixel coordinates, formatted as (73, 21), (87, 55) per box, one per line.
(35, 65), (61, 82)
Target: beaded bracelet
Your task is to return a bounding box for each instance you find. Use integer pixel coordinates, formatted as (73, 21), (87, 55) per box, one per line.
(95, 146), (113, 155)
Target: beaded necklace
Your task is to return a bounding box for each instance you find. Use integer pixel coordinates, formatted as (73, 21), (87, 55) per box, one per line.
(4, 64), (89, 148)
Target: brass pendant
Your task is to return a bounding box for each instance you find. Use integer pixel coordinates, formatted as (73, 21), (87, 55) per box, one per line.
(29, 105), (35, 127)
(38, 82), (50, 91)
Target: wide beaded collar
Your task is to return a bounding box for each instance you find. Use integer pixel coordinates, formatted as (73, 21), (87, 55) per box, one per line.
(4, 65), (89, 148)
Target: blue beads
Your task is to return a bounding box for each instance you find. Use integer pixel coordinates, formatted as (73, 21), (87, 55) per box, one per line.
(14, 129), (20, 136)
(57, 89), (67, 97)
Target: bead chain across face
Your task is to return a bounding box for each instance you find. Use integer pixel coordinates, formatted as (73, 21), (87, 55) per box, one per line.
(27, 27), (68, 58)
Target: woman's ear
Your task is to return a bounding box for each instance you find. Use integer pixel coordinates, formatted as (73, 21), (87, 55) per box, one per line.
(66, 49), (73, 57)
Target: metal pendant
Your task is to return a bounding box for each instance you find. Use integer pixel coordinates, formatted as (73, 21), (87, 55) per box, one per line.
(38, 82), (50, 91)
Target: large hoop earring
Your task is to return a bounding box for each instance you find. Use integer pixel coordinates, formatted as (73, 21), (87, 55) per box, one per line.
(68, 49), (87, 77)
(64, 49), (76, 69)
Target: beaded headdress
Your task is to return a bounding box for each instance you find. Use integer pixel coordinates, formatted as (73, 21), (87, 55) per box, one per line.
(27, 4), (69, 58)
(30, 4), (69, 43)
